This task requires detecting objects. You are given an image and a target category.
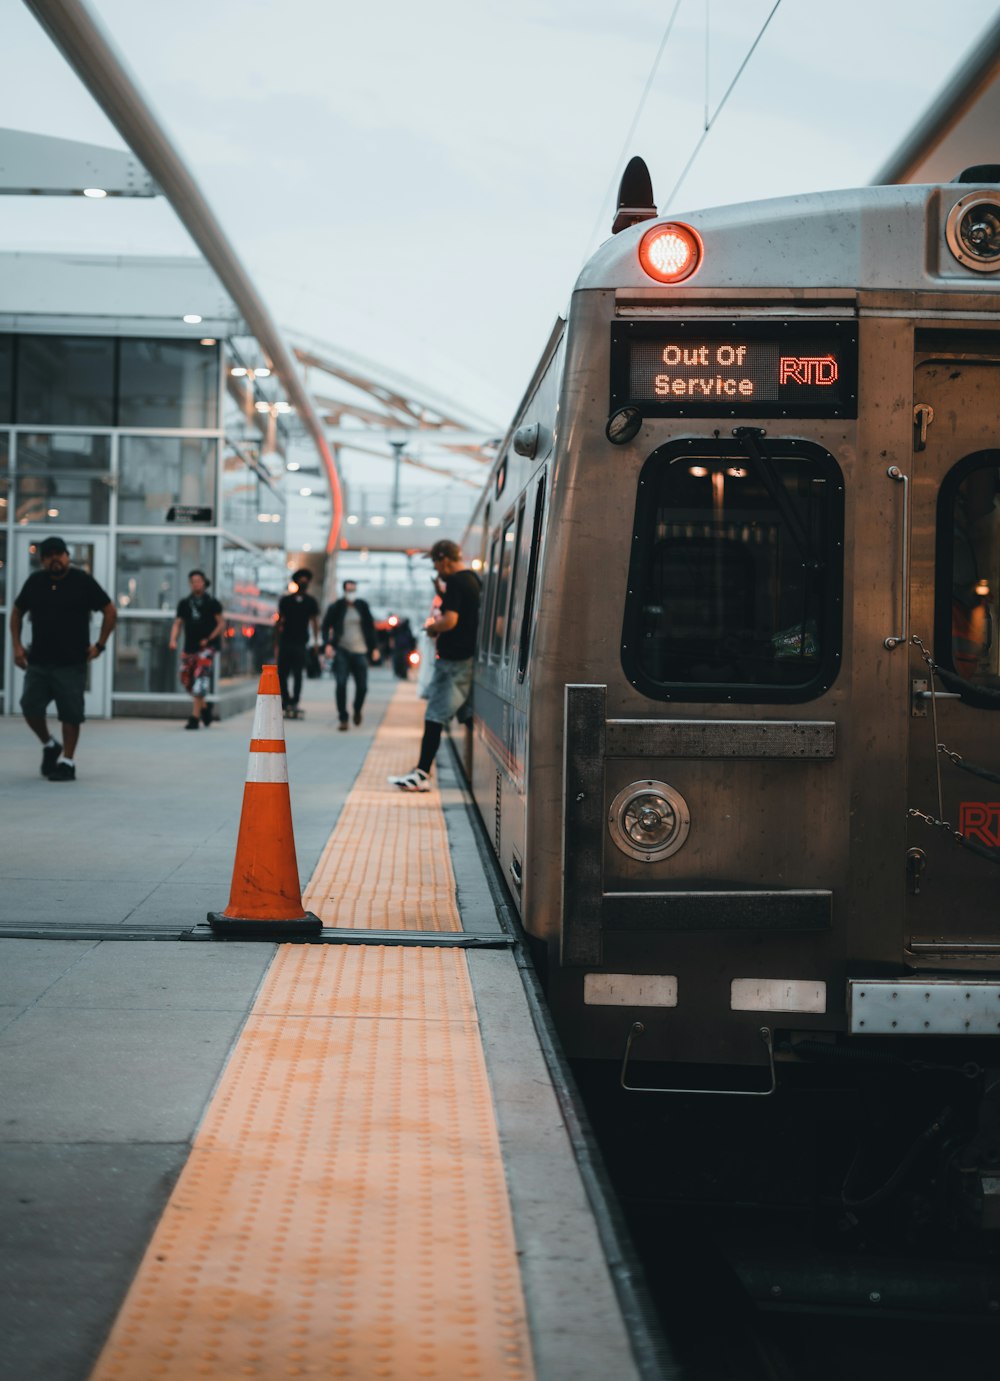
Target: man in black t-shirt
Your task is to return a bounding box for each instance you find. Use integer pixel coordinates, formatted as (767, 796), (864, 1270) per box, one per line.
(275, 569), (320, 718)
(168, 570), (225, 730)
(388, 539), (480, 792)
(10, 535), (116, 782)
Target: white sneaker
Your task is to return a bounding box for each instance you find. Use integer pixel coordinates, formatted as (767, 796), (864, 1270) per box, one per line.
(388, 768), (431, 792)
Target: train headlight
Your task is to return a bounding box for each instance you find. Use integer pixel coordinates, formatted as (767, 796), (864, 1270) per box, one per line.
(946, 194), (1000, 271)
(608, 781), (690, 863)
(637, 222), (702, 284)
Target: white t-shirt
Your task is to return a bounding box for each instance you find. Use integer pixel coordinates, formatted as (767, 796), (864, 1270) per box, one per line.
(340, 604), (367, 654)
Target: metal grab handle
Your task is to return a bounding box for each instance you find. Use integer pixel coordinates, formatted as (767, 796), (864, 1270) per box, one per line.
(619, 1021), (776, 1096)
(884, 465), (910, 650)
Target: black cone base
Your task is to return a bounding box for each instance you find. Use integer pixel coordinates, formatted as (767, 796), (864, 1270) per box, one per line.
(207, 910), (322, 940)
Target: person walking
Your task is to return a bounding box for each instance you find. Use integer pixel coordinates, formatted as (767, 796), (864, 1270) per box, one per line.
(276, 568), (320, 719)
(168, 570), (225, 730)
(388, 539), (480, 792)
(322, 579), (380, 730)
(9, 535), (117, 782)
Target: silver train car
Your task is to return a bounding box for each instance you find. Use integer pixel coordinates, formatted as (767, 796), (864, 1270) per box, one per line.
(463, 159), (1000, 1164)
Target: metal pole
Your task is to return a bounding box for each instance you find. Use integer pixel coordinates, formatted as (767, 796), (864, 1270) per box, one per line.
(22, 0), (344, 555)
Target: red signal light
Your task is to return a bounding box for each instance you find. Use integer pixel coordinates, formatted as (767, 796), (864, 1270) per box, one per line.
(638, 222), (702, 284)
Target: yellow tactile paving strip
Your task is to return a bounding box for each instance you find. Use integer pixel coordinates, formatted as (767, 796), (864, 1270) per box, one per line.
(303, 684), (462, 931)
(90, 944), (535, 1381)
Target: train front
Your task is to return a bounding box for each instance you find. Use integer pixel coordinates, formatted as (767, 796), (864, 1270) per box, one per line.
(528, 174), (1000, 1242)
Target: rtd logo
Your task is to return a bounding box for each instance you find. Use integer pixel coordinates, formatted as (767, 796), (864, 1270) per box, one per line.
(959, 802), (1000, 847)
(779, 355), (839, 386)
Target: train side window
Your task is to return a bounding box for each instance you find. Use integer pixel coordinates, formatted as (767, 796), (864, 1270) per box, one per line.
(490, 514), (517, 660)
(517, 473), (547, 683)
(934, 453), (1000, 686)
(478, 533), (500, 662)
(502, 498), (527, 663)
(622, 440), (843, 703)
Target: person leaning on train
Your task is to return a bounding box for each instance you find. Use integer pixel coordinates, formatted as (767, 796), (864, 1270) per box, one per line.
(388, 539), (481, 792)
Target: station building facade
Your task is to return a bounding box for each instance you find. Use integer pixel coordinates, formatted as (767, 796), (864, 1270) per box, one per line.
(0, 254), (295, 719)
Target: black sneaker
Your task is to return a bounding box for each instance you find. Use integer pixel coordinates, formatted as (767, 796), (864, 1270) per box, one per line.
(200, 705), (214, 727)
(48, 762), (76, 782)
(353, 709), (363, 726)
(185, 716), (200, 730)
(41, 741), (62, 777)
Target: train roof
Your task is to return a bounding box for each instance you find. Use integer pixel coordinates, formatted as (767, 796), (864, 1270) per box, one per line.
(575, 180), (1000, 295)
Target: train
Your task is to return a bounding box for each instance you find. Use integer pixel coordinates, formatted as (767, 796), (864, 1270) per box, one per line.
(461, 157), (1000, 1263)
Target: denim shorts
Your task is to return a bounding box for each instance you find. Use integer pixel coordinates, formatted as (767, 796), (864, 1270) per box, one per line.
(21, 662), (87, 725)
(424, 657), (473, 726)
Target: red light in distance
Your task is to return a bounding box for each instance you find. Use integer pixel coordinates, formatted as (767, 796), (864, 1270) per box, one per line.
(638, 222), (702, 284)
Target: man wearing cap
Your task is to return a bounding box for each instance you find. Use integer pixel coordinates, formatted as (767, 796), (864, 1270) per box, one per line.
(9, 537), (117, 782)
(389, 539), (480, 792)
(169, 570), (225, 730)
(275, 568), (321, 719)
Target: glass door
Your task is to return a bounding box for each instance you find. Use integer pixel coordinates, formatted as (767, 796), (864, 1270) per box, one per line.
(7, 532), (112, 720)
(906, 356), (1000, 960)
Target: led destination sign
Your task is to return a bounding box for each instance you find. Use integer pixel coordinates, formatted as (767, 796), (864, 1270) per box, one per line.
(610, 320), (858, 419)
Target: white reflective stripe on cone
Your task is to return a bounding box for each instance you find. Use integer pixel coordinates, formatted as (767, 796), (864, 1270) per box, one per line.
(250, 694), (285, 741)
(246, 752), (289, 784)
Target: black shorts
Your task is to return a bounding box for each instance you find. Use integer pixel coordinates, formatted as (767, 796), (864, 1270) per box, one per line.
(20, 662), (87, 725)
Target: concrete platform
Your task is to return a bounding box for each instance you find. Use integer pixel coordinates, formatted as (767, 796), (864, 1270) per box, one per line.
(0, 670), (646, 1380)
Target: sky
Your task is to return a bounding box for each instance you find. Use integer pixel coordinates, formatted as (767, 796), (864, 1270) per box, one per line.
(2, 1), (999, 454)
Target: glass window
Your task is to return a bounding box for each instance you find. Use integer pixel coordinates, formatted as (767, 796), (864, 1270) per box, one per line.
(222, 442), (280, 537)
(16, 336), (115, 425)
(0, 337), (12, 423)
(113, 617), (179, 694)
(115, 532), (215, 611)
(13, 433), (111, 526)
(936, 456), (1000, 687)
(0, 434), (8, 602)
(517, 474), (546, 683)
(490, 517), (517, 660)
(219, 541), (287, 622)
(479, 534), (500, 661)
(219, 621), (272, 684)
(118, 339), (219, 429)
(503, 500), (526, 662)
(15, 432), (110, 472)
(623, 441), (843, 702)
(118, 436), (217, 525)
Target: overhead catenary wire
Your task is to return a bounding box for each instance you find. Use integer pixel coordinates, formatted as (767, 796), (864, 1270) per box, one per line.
(584, 1), (684, 254)
(663, 0), (783, 211)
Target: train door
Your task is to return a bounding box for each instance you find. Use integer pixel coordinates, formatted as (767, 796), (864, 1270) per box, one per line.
(7, 531), (112, 719)
(906, 347), (1000, 960)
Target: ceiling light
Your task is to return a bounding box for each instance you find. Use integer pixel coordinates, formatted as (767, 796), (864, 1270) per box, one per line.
(230, 366), (247, 377)
(255, 401), (271, 413)
(199, 338), (217, 347)
(424, 516), (441, 527)
(299, 487), (313, 496)
(286, 461), (300, 471)
(370, 515), (386, 526)
(397, 516), (413, 526)
(182, 314), (203, 325)
(255, 367), (271, 378)
(82, 187), (107, 198)
(302, 543), (312, 552)
(47, 508), (59, 517)
(347, 514), (359, 524)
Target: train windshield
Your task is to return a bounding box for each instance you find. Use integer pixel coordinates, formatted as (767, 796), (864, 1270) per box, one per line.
(623, 440), (843, 702)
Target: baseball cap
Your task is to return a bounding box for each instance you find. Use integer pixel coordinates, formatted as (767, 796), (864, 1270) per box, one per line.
(38, 537), (69, 557)
(425, 539), (461, 561)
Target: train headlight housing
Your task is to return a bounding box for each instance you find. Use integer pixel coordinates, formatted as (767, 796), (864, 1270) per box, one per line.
(946, 194), (1000, 271)
(637, 222), (702, 284)
(608, 781), (690, 863)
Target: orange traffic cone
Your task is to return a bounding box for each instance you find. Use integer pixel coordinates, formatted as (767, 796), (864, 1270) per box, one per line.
(208, 665), (321, 938)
